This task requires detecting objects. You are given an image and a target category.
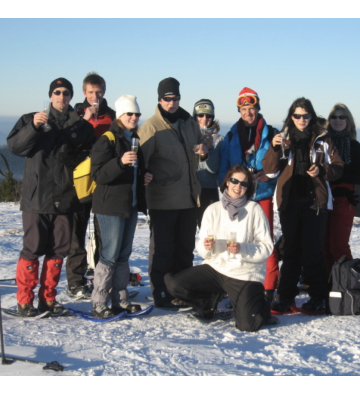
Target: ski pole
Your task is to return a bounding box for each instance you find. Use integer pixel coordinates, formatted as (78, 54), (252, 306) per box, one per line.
(0, 290), (64, 371)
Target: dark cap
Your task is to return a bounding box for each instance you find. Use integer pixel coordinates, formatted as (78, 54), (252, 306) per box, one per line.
(158, 77), (180, 101)
(49, 78), (74, 98)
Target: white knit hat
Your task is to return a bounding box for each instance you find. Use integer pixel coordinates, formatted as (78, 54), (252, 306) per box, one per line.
(115, 95), (141, 119)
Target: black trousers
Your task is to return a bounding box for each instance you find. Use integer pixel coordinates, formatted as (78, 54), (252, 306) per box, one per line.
(66, 203), (101, 287)
(196, 188), (219, 228)
(278, 201), (328, 300)
(165, 264), (270, 332)
(148, 208), (197, 303)
(21, 212), (73, 260)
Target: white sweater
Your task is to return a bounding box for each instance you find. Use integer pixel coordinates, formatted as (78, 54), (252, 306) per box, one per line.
(196, 200), (274, 283)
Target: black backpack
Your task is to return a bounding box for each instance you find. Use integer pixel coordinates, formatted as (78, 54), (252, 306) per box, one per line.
(329, 255), (360, 315)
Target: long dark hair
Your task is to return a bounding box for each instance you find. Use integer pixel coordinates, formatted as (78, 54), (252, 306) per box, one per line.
(220, 165), (255, 200)
(281, 97), (324, 136)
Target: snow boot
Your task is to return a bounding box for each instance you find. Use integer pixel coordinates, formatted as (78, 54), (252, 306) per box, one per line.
(271, 298), (295, 314)
(92, 303), (114, 318)
(119, 300), (142, 314)
(17, 303), (38, 317)
(38, 257), (63, 302)
(301, 297), (325, 313)
(16, 258), (40, 305)
(38, 299), (65, 314)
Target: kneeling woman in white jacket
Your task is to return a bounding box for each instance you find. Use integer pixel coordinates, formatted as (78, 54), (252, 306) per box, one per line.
(165, 164), (276, 332)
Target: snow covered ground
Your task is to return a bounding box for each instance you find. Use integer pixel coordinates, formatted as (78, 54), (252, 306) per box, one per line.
(1, 202), (360, 377)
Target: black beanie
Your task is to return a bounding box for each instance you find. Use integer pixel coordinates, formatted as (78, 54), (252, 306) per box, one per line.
(49, 78), (74, 98)
(158, 77), (180, 101)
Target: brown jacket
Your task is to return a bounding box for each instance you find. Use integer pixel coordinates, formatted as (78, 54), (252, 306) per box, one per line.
(138, 105), (205, 210)
(262, 129), (344, 212)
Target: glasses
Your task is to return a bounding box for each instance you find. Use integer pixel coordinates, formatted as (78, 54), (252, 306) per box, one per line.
(330, 115), (347, 120)
(197, 114), (213, 119)
(237, 95), (258, 108)
(229, 178), (249, 187)
(53, 90), (71, 96)
(292, 113), (311, 120)
(162, 96), (180, 102)
(126, 112), (141, 117)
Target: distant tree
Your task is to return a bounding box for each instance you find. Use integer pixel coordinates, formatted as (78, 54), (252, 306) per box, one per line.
(0, 153), (21, 202)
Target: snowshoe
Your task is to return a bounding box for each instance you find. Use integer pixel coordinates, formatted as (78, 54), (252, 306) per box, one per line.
(92, 304), (114, 319)
(271, 298), (296, 315)
(17, 303), (38, 317)
(119, 301), (142, 314)
(291, 297), (325, 316)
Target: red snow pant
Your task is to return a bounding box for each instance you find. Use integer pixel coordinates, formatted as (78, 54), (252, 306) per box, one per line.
(323, 196), (354, 277)
(258, 198), (279, 291)
(16, 212), (72, 305)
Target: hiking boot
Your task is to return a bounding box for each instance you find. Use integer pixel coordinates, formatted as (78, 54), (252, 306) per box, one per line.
(271, 298), (295, 313)
(92, 304), (114, 318)
(67, 284), (92, 299)
(119, 301), (142, 314)
(17, 303), (38, 317)
(301, 297), (325, 313)
(38, 300), (65, 314)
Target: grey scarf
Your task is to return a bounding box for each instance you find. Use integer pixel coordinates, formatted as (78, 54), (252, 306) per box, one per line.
(221, 188), (248, 221)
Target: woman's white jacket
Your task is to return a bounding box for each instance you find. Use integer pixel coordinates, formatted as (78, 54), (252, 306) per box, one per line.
(196, 200), (274, 283)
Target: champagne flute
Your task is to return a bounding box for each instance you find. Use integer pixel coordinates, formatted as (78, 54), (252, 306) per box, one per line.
(227, 231), (237, 259)
(207, 230), (215, 256)
(193, 144), (200, 166)
(93, 98), (99, 123)
(280, 132), (287, 160)
(131, 138), (139, 167)
(42, 100), (51, 131)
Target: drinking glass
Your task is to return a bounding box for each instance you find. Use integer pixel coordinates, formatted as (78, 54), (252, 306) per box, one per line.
(280, 132), (287, 160)
(42, 100), (51, 132)
(207, 230), (215, 256)
(131, 138), (139, 167)
(93, 98), (99, 123)
(227, 231), (237, 259)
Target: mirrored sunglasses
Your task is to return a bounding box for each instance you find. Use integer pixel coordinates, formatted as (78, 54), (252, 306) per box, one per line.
(330, 115), (347, 120)
(229, 178), (249, 187)
(162, 96), (180, 102)
(53, 90), (71, 96)
(292, 113), (311, 120)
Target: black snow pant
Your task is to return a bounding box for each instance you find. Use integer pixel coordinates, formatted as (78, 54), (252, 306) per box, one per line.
(196, 188), (219, 229)
(165, 264), (270, 332)
(66, 202), (101, 287)
(148, 208), (197, 305)
(277, 201), (328, 300)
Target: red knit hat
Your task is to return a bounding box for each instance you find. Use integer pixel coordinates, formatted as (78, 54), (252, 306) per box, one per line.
(237, 87), (260, 110)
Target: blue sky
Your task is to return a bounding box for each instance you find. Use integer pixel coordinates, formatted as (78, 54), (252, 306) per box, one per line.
(1, 13), (359, 131)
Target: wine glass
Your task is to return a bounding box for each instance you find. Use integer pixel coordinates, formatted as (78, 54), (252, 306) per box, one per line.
(227, 231), (237, 259)
(280, 132), (287, 160)
(92, 98), (99, 123)
(207, 230), (215, 256)
(42, 100), (51, 132)
(131, 138), (139, 167)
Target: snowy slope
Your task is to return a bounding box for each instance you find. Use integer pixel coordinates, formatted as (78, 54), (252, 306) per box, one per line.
(1, 202), (360, 377)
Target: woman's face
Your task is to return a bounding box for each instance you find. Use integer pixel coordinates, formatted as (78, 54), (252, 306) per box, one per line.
(330, 110), (347, 133)
(119, 112), (140, 130)
(196, 114), (213, 129)
(291, 107), (312, 132)
(226, 172), (248, 199)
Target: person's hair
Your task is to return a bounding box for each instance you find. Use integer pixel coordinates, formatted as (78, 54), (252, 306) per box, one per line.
(195, 115), (219, 129)
(326, 103), (357, 140)
(82, 72), (106, 93)
(281, 97), (324, 136)
(116, 117), (138, 133)
(220, 164), (255, 200)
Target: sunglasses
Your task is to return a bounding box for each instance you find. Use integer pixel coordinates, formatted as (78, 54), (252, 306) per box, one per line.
(197, 114), (213, 119)
(162, 96), (180, 102)
(53, 90), (71, 96)
(237, 95), (258, 108)
(229, 178), (249, 187)
(292, 113), (311, 120)
(126, 112), (141, 117)
(330, 115), (347, 120)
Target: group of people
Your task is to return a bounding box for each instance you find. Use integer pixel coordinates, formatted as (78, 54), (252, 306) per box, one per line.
(7, 73), (359, 332)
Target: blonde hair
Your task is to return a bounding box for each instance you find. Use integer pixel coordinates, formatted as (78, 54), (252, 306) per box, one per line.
(326, 103), (356, 140)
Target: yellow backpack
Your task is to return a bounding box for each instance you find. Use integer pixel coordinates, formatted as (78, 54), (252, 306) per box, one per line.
(73, 131), (115, 203)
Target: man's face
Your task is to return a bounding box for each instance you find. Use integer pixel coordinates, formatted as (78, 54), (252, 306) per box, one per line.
(50, 87), (72, 113)
(240, 105), (259, 127)
(83, 84), (104, 105)
(159, 95), (180, 113)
